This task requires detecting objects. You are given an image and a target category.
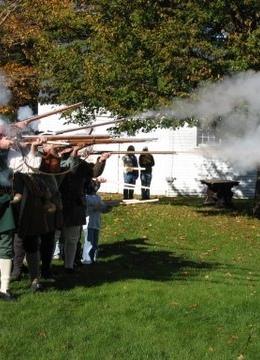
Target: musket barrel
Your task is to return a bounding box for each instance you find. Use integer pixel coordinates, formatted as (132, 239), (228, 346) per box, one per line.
(91, 151), (177, 154)
(12, 102), (84, 127)
(55, 118), (125, 135)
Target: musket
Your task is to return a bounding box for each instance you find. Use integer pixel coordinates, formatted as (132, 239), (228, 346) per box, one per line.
(11, 102), (84, 127)
(88, 150), (177, 155)
(21, 134), (111, 141)
(19, 135), (157, 145)
(55, 117), (125, 135)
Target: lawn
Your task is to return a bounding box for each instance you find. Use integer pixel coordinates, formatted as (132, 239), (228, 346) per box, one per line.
(0, 196), (259, 360)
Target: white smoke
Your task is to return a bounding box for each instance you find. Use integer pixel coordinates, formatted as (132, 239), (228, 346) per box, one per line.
(0, 72), (11, 106)
(0, 118), (8, 135)
(17, 105), (39, 133)
(216, 127), (260, 172)
(17, 105), (33, 121)
(141, 70), (260, 173)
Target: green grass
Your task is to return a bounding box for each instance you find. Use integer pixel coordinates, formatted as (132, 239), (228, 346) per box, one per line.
(1, 196), (260, 360)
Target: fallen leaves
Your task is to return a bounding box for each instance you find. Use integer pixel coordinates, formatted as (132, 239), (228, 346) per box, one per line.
(189, 303), (199, 308)
(38, 332), (47, 338)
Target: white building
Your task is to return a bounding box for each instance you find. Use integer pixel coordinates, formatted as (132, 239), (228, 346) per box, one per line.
(35, 104), (257, 199)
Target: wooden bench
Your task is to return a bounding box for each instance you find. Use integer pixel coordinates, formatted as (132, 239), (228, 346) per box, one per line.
(200, 179), (239, 207)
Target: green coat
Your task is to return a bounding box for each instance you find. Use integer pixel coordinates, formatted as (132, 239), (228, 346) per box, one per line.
(0, 194), (15, 233)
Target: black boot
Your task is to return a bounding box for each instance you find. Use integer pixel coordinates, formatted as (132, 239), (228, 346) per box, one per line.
(141, 189), (146, 200)
(123, 189), (129, 199)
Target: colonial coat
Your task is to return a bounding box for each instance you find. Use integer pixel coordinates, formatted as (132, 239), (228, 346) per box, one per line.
(59, 157), (106, 227)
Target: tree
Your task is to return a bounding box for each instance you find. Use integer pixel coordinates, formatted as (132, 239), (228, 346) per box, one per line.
(35, 0), (260, 131)
(0, 0), (50, 118)
(0, 0), (81, 118)
(1, 0), (260, 130)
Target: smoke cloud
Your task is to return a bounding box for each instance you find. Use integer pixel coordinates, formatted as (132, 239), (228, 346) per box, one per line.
(141, 70), (260, 173)
(17, 105), (33, 121)
(0, 71), (11, 106)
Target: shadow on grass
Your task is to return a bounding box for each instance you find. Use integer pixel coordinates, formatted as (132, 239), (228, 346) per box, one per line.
(105, 194), (255, 218)
(157, 196), (203, 207)
(196, 200), (255, 218)
(157, 196), (254, 217)
(50, 238), (223, 291)
(158, 196), (254, 218)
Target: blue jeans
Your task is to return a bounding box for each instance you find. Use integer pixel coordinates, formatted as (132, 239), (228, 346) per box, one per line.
(140, 172), (152, 199)
(88, 228), (99, 262)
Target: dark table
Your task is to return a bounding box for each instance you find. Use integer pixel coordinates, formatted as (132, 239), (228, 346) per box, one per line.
(200, 179), (239, 207)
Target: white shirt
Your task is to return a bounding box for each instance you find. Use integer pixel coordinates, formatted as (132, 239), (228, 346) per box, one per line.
(7, 147), (42, 174)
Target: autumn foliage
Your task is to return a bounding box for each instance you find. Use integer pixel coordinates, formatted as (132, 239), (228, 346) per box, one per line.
(0, 1), (260, 126)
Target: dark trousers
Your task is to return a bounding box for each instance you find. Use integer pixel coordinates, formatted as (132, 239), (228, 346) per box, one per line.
(12, 234), (25, 278)
(40, 231), (55, 276)
(12, 234), (40, 278)
(123, 173), (136, 199)
(88, 228), (99, 262)
(140, 172), (152, 200)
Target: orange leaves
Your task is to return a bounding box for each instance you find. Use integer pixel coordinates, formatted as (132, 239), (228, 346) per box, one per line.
(0, 105), (13, 115)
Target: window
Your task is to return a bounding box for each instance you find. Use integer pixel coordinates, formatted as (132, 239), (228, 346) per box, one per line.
(197, 126), (222, 146)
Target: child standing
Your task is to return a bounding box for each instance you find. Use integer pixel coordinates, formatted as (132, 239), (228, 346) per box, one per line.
(82, 179), (111, 264)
